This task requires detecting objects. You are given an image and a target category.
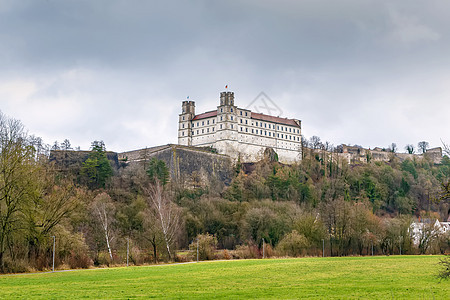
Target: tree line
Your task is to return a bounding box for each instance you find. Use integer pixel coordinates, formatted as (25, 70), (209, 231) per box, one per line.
(0, 111), (449, 273)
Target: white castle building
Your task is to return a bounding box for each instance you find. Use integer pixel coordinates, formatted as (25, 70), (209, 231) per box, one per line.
(178, 91), (302, 163)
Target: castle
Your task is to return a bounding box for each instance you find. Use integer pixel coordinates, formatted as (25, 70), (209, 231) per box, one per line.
(178, 91), (302, 163)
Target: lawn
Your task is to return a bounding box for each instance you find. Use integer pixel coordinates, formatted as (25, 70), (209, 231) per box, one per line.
(0, 256), (448, 299)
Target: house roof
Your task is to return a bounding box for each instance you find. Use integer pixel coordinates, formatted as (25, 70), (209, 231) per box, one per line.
(251, 112), (300, 128)
(192, 110), (217, 121)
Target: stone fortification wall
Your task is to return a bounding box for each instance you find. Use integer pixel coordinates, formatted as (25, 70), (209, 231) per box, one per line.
(120, 144), (234, 188)
(314, 145), (443, 165)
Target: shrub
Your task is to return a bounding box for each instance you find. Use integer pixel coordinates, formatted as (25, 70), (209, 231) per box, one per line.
(2, 258), (30, 274)
(437, 255), (450, 281)
(215, 249), (232, 260)
(276, 230), (310, 257)
(68, 251), (93, 269)
(234, 243), (260, 259)
(189, 234), (218, 260)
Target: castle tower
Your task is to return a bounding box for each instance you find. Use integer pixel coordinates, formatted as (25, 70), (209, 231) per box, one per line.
(220, 91), (235, 106)
(216, 91), (238, 155)
(178, 100), (195, 146)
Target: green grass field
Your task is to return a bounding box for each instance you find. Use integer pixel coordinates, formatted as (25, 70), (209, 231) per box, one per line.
(0, 256), (448, 299)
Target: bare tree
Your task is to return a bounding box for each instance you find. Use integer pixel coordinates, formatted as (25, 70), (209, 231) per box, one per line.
(309, 136), (322, 150)
(91, 193), (115, 262)
(441, 139), (450, 156)
(51, 141), (60, 151)
(416, 220), (439, 254)
(405, 144), (415, 154)
(418, 141), (429, 154)
(389, 143), (397, 153)
(146, 182), (181, 261)
(60, 139), (72, 151)
(0, 112), (41, 270)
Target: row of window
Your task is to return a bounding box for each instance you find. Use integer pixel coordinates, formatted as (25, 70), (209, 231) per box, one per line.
(187, 126), (300, 142)
(239, 127), (300, 141)
(190, 118), (299, 135)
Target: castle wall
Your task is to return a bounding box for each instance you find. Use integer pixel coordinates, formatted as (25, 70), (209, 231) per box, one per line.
(314, 145), (443, 165)
(120, 144), (234, 188)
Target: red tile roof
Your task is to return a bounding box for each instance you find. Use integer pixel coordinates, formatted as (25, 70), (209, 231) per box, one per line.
(251, 112), (300, 128)
(192, 110), (217, 121)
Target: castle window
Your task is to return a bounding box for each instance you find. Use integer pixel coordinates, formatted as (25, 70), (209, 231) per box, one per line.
(245, 120), (248, 124)
(246, 128), (248, 132)
(289, 128), (292, 132)
(202, 129), (204, 133)
(252, 129), (254, 133)
(268, 124), (271, 129)
(297, 137), (299, 141)
(197, 122), (199, 127)
(231, 108), (233, 112)
(260, 123), (263, 128)
(202, 121), (204, 126)
(213, 128), (215, 132)
(269, 132), (271, 136)
(240, 119), (243, 124)
(277, 133), (279, 137)
(220, 116), (223, 121)
(240, 111), (242, 116)
(231, 116), (233, 121)
(231, 124), (233, 129)
(265, 131), (267, 135)
(264, 123), (267, 128)
(297, 129), (299, 134)
(182, 132), (184, 136)
(245, 112), (248, 116)
(281, 134), (284, 138)
(240, 127), (243, 131)
(207, 120), (210, 125)
(182, 124), (184, 128)
(220, 124), (222, 129)
(213, 120), (215, 124)
(197, 130), (199, 134)
(183, 116), (185, 120)
(207, 128), (209, 132)
(277, 126), (279, 130)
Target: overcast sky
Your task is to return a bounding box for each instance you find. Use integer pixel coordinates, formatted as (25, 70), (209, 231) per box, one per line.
(1, 0), (449, 153)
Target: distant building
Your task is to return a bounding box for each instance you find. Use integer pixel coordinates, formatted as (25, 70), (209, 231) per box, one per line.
(410, 219), (450, 245)
(178, 91), (302, 163)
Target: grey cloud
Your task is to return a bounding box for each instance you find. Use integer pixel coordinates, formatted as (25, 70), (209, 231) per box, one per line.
(0, 0), (449, 152)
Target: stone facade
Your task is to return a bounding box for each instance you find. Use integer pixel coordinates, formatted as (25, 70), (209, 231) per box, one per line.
(118, 144), (234, 188)
(306, 144), (443, 165)
(178, 91), (302, 163)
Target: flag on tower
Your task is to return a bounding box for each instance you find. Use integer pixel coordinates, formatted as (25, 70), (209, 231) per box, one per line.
(225, 85), (228, 89)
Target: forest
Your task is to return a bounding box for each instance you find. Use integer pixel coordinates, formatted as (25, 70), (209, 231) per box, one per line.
(0, 111), (449, 273)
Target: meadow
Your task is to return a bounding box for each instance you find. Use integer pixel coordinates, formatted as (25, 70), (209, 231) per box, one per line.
(0, 256), (448, 299)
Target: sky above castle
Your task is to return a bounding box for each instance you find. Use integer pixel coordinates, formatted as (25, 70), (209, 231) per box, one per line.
(1, 0), (449, 153)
